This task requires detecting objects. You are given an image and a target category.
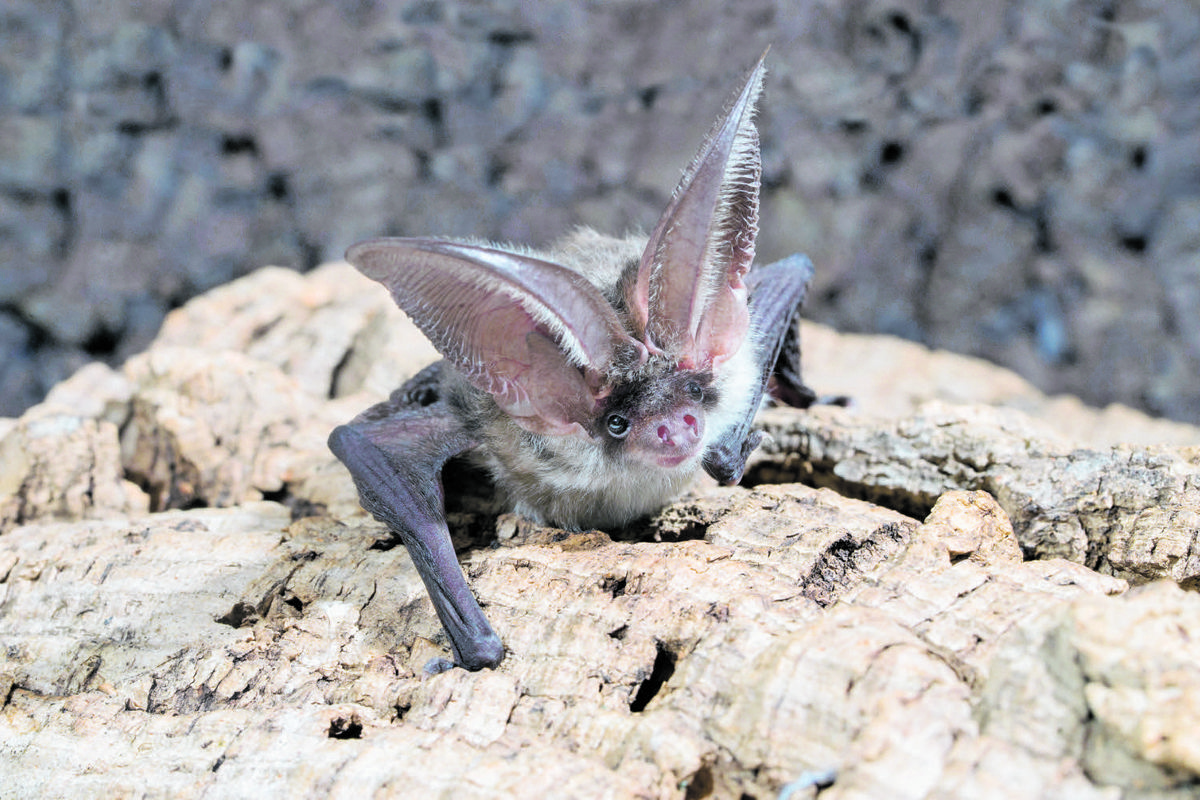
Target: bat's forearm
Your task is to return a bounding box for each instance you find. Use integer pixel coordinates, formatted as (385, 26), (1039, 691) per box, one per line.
(397, 515), (504, 671)
(329, 414), (502, 670)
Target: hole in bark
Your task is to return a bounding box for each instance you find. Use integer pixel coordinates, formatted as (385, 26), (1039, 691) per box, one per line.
(820, 284), (842, 304)
(328, 715), (363, 739)
(684, 764), (714, 799)
(261, 486), (327, 521)
(1034, 211), (1054, 253)
(964, 88), (984, 115)
(801, 524), (910, 607)
(413, 149), (432, 180)
(250, 316), (282, 340)
(261, 487), (287, 504)
(609, 624), (629, 640)
(640, 511), (708, 543)
(802, 535), (860, 608)
(629, 642), (676, 712)
(422, 98), (444, 129)
(602, 575), (627, 597)
(283, 594), (304, 612)
(328, 344), (353, 400)
(216, 601), (259, 628)
(740, 454), (937, 520)
(368, 533), (403, 551)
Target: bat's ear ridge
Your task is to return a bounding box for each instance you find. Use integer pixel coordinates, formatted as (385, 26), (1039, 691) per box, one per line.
(346, 237), (640, 433)
(631, 51), (766, 368)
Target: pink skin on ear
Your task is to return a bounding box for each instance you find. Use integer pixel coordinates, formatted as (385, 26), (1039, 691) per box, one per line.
(629, 53), (765, 368)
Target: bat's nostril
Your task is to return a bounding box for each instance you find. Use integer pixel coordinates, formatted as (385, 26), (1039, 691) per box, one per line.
(684, 414), (697, 432)
(658, 425), (671, 444)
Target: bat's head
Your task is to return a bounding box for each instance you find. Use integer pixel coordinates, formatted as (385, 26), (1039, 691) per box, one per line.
(346, 52), (767, 462)
(596, 360), (715, 469)
(589, 52), (766, 469)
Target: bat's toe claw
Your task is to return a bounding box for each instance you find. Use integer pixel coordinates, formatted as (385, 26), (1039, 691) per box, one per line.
(422, 631), (504, 674)
(423, 656), (457, 675)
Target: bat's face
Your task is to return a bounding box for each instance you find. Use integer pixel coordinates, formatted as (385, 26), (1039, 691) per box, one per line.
(597, 362), (716, 469)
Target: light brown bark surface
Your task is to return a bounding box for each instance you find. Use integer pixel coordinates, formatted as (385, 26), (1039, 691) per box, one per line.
(3, 263), (1199, 798)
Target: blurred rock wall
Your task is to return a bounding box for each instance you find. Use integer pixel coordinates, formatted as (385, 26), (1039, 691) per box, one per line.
(2, 0), (1198, 422)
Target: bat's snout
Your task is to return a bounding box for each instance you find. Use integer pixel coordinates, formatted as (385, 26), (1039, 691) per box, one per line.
(647, 410), (705, 467)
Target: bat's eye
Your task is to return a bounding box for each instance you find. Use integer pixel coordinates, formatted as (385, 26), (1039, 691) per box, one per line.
(685, 381), (704, 402)
(606, 413), (630, 438)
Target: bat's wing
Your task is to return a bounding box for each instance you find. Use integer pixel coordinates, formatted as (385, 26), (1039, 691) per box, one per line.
(328, 400), (503, 671)
(747, 256), (818, 410)
(702, 253), (816, 485)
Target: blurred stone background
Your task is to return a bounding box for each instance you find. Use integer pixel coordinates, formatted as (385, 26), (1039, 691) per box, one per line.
(1, 0), (1197, 423)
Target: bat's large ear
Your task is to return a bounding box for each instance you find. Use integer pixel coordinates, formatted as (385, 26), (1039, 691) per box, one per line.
(347, 238), (646, 437)
(630, 52), (765, 369)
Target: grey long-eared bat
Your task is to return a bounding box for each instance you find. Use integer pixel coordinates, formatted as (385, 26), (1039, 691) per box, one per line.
(329, 53), (815, 670)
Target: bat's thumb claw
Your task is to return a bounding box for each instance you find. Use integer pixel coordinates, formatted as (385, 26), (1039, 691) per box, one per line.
(741, 429), (765, 457)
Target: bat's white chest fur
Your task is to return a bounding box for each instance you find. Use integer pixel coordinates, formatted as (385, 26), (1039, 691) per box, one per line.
(491, 442), (700, 531)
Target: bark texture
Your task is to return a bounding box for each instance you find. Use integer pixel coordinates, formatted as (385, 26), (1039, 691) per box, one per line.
(3, 263), (1199, 799)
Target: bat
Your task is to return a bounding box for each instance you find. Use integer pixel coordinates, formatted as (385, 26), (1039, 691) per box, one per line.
(329, 53), (815, 671)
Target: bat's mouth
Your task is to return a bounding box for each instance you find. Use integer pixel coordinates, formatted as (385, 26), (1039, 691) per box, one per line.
(654, 449), (702, 469)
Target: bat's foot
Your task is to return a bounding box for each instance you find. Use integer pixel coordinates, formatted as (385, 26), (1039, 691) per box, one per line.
(451, 630), (505, 671)
(422, 630), (504, 674)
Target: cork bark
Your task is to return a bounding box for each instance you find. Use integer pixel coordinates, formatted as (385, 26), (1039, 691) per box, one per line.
(3, 263), (1199, 799)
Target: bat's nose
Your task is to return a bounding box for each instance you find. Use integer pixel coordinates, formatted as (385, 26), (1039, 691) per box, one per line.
(656, 413), (702, 450)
